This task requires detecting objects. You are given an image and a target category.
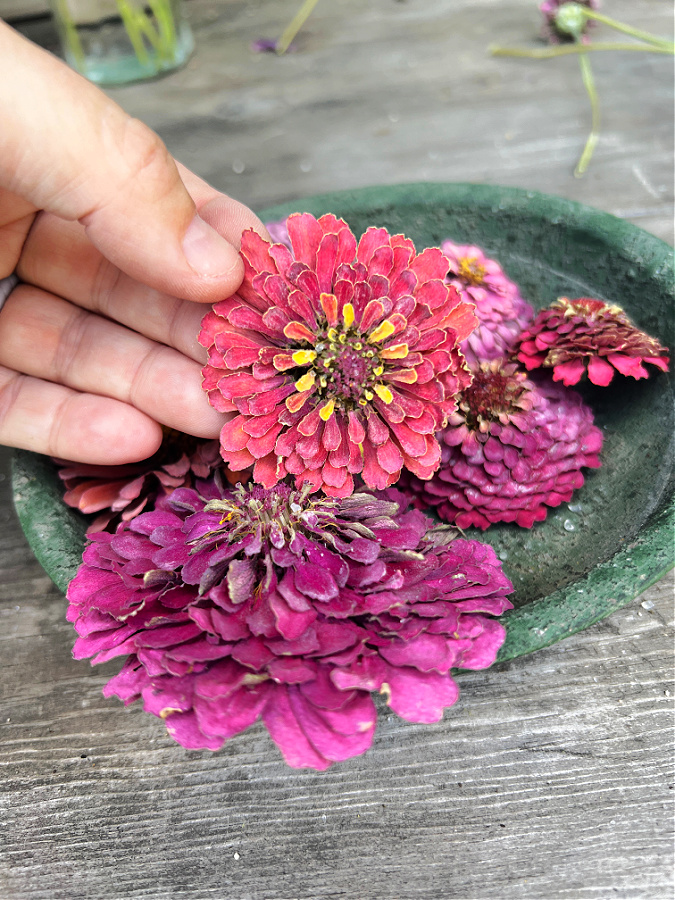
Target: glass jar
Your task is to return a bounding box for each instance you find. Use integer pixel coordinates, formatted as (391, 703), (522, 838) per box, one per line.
(49, 0), (194, 86)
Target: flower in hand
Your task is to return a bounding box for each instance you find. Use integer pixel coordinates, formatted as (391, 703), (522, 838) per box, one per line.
(199, 214), (477, 497)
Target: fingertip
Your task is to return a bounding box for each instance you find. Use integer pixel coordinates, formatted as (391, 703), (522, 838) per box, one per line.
(57, 395), (163, 464)
(182, 214), (244, 282)
(198, 196), (271, 249)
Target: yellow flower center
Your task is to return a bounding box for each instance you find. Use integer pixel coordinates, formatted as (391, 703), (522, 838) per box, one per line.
(285, 295), (405, 416)
(457, 256), (486, 286)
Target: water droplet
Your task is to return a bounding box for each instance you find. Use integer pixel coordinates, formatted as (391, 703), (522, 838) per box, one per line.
(563, 519), (575, 532)
(567, 503), (582, 513)
(233, 852), (240, 860)
(232, 159), (245, 174)
(498, 550), (508, 560)
(388, 112), (400, 123)
(299, 158), (312, 172)
(641, 599), (655, 610)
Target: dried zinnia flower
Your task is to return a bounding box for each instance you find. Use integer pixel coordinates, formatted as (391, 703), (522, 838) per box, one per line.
(540, 0), (599, 44)
(54, 433), (225, 534)
(66, 479), (513, 769)
(402, 360), (603, 529)
(516, 297), (670, 386)
(441, 239), (533, 368)
(200, 213), (477, 498)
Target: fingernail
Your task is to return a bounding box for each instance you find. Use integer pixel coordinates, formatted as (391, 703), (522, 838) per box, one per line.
(183, 215), (239, 277)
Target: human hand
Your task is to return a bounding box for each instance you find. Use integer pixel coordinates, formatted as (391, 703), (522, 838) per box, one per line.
(0, 22), (267, 465)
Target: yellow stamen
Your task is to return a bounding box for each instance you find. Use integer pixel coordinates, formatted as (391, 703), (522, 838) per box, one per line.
(379, 343), (409, 360)
(292, 349), (317, 365)
(319, 399), (335, 421)
(342, 303), (355, 327)
(374, 384), (393, 404)
(368, 319), (396, 343)
(338, 333), (346, 344)
(364, 390), (374, 401)
(327, 327), (338, 342)
(294, 370), (316, 392)
(373, 365), (384, 377)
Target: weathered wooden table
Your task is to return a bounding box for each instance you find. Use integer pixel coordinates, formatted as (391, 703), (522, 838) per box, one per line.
(2, 2), (673, 897)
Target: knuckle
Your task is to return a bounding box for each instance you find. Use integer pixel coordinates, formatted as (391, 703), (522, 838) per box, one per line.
(116, 117), (177, 203)
(119, 117), (170, 179)
(0, 366), (23, 436)
(52, 308), (90, 383)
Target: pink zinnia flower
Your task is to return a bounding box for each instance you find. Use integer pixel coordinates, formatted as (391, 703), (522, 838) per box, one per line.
(540, 0), (599, 44)
(516, 297), (670, 386)
(54, 434), (225, 534)
(440, 239), (533, 369)
(402, 360), (603, 529)
(66, 480), (513, 769)
(200, 213), (477, 498)
(263, 217), (292, 249)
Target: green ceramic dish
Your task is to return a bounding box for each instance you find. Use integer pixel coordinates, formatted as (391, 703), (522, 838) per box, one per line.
(12, 183), (674, 663)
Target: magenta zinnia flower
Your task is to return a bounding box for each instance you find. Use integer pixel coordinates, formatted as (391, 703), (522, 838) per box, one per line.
(67, 479), (513, 769)
(440, 239), (533, 369)
(54, 434), (225, 534)
(516, 297), (670, 387)
(402, 360), (603, 529)
(200, 214), (477, 498)
(263, 217), (292, 249)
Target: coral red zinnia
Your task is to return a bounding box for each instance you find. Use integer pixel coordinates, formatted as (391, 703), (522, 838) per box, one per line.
(516, 297), (670, 386)
(199, 214), (477, 498)
(54, 434), (223, 534)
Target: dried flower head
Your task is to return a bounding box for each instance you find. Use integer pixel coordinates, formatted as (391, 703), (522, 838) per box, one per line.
(200, 214), (477, 498)
(540, 0), (599, 44)
(516, 297), (670, 386)
(402, 360), (603, 529)
(54, 434), (225, 534)
(67, 479), (513, 769)
(441, 239), (534, 367)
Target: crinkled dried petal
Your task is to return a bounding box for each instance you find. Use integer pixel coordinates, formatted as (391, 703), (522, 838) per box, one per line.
(403, 362), (603, 529)
(67, 479), (513, 769)
(516, 297), (669, 386)
(200, 214), (477, 496)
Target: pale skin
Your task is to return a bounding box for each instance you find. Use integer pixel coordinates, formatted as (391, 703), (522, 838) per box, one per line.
(0, 21), (266, 464)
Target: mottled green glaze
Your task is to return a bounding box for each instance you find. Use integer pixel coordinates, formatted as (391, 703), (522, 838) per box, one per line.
(12, 183), (674, 662)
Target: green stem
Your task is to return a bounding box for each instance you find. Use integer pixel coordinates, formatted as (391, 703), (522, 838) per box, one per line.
(54, 0), (86, 68)
(579, 7), (674, 51)
(491, 41), (674, 58)
(276, 0), (320, 55)
(115, 0), (152, 64)
(148, 0), (177, 61)
(574, 48), (600, 177)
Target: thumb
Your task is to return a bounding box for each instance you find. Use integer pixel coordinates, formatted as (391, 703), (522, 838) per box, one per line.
(0, 23), (249, 303)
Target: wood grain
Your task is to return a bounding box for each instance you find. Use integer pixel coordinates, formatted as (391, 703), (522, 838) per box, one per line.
(3, 1), (674, 897)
